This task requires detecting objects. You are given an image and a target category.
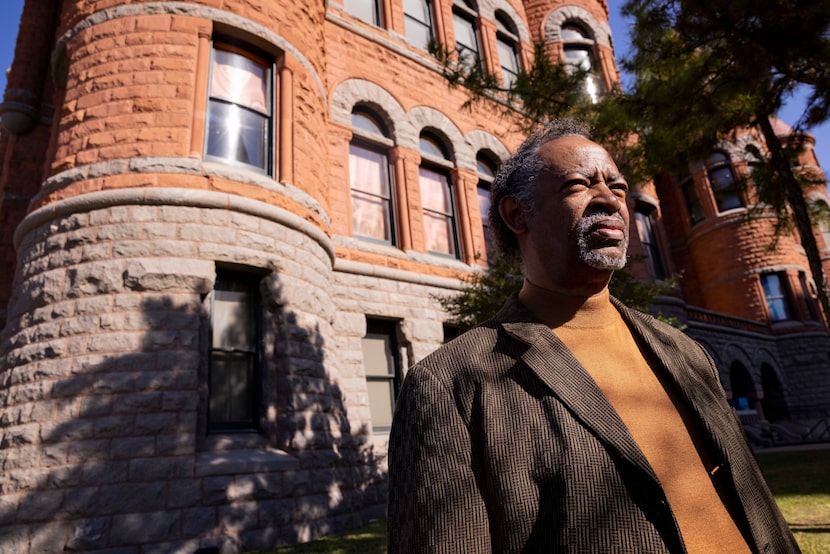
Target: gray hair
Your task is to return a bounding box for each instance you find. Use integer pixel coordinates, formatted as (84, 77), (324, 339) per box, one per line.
(489, 119), (592, 260)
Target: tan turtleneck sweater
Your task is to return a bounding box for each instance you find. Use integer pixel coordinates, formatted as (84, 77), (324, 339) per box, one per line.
(522, 283), (751, 553)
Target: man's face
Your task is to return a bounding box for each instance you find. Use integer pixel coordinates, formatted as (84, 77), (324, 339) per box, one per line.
(520, 135), (629, 290)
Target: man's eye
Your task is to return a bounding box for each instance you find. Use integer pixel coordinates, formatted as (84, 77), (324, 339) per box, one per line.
(610, 182), (628, 194)
(563, 179), (588, 190)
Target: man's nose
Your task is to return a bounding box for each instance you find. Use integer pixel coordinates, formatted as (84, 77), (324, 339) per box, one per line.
(591, 183), (623, 213)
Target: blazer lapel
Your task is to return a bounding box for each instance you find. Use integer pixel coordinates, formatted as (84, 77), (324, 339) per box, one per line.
(500, 313), (659, 482)
(613, 301), (748, 457)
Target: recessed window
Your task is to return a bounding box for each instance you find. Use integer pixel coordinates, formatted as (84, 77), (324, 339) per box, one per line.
(209, 271), (261, 431)
(799, 272), (821, 322)
(404, 0), (434, 50)
(707, 152), (743, 212)
(495, 12), (520, 87)
(634, 205), (666, 280)
(811, 199), (830, 248)
(362, 319), (402, 432)
(420, 134), (459, 258)
(453, 0), (481, 68)
(344, 0), (381, 26)
(561, 22), (601, 103)
(350, 110), (396, 245)
(761, 273), (794, 322)
(476, 154), (497, 258)
(681, 177), (705, 225)
(205, 42), (272, 173)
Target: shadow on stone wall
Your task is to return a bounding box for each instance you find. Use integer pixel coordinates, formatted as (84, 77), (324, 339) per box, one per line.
(0, 274), (385, 552)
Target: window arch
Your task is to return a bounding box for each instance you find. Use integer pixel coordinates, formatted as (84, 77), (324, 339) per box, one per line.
(707, 151), (743, 212)
(349, 108), (397, 245)
(404, 0), (435, 50)
(561, 22), (601, 103)
(495, 11), (520, 87)
(419, 131), (460, 258)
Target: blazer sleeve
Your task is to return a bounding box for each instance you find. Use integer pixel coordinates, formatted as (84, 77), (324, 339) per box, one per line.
(387, 364), (490, 553)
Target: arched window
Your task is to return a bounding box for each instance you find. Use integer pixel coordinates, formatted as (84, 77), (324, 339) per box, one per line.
(744, 145), (765, 202)
(419, 132), (459, 258)
(453, 0), (481, 68)
(495, 11), (520, 88)
(680, 175), (705, 225)
(707, 151), (743, 212)
(561, 22), (600, 103)
(476, 153), (497, 258)
(760, 364), (788, 421)
(350, 109), (396, 245)
(404, 0), (434, 50)
(728, 361), (756, 412)
(633, 204), (666, 280)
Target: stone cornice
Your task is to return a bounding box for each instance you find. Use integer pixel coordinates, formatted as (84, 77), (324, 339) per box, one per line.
(15, 187), (336, 265)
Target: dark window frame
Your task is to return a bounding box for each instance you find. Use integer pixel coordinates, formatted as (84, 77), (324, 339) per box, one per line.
(344, 0), (382, 27)
(404, 0), (435, 50)
(362, 318), (403, 433)
(707, 151), (744, 212)
(680, 176), (705, 225)
(561, 21), (602, 102)
(419, 133), (460, 259)
(208, 270), (263, 433)
(452, 0), (481, 69)
(495, 11), (520, 87)
(634, 204), (667, 280)
(476, 153), (498, 260)
(761, 272), (795, 323)
(349, 109), (397, 246)
(205, 38), (275, 175)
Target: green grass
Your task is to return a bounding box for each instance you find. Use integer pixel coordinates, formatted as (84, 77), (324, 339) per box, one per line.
(756, 449), (830, 554)
(253, 449), (830, 554)
(250, 519), (387, 554)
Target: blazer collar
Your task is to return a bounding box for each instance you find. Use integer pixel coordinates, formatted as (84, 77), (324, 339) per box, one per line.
(495, 294), (745, 481)
(496, 294), (658, 480)
(612, 299), (748, 459)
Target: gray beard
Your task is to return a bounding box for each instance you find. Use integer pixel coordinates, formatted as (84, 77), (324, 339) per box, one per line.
(576, 213), (628, 270)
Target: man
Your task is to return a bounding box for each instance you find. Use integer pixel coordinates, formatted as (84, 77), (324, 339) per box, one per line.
(387, 120), (798, 553)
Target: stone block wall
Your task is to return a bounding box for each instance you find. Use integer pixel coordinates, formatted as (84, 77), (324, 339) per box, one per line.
(0, 189), (389, 552)
(686, 321), (830, 419)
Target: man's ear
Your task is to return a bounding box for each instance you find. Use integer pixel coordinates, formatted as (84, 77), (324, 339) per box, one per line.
(499, 196), (527, 235)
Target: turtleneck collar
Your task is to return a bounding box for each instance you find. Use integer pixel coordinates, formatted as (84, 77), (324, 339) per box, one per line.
(517, 278), (619, 329)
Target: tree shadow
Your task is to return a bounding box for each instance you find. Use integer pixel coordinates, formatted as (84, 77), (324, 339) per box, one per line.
(0, 269), (386, 552)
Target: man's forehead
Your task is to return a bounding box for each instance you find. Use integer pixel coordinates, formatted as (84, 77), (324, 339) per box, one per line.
(538, 136), (618, 173)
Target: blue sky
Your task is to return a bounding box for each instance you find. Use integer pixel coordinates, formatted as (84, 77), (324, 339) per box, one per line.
(605, 0), (830, 178)
(0, 0), (827, 175)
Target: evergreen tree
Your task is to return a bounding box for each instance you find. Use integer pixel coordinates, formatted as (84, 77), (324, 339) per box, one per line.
(439, 255), (678, 332)
(621, 0), (830, 319)
(432, 1), (830, 323)
(430, 41), (675, 324)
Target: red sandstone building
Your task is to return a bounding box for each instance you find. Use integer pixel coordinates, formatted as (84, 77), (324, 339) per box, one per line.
(0, 0), (828, 551)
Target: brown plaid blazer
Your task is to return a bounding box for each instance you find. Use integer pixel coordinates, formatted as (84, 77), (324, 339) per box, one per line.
(387, 295), (799, 553)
